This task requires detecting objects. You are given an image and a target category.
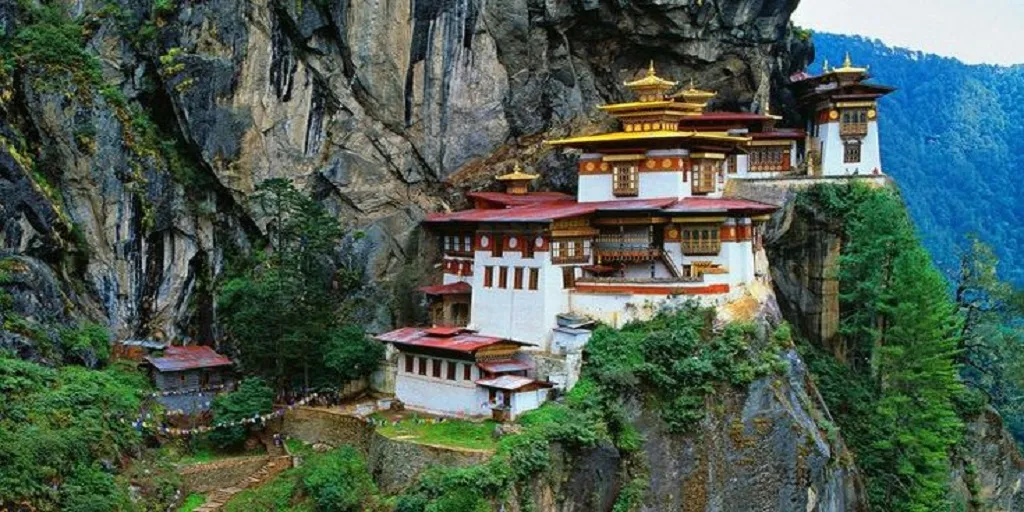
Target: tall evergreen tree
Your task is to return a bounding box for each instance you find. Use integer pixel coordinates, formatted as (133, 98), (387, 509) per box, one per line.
(217, 179), (382, 391)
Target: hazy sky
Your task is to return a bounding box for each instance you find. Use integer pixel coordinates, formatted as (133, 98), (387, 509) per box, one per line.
(792, 0), (1024, 66)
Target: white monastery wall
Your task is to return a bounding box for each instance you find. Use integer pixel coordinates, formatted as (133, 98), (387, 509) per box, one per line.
(396, 357), (489, 417)
(578, 174), (615, 202)
(819, 120), (883, 176)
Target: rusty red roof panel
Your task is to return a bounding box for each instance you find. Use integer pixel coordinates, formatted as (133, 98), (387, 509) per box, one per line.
(682, 112), (773, 122)
(749, 130), (805, 140)
(145, 345), (233, 372)
(418, 282), (472, 296)
(477, 360), (532, 374)
(466, 191), (574, 207)
(664, 197), (778, 214)
(376, 327), (521, 354)
(427, 196), (775, 223)
(476, 375), (550, 391)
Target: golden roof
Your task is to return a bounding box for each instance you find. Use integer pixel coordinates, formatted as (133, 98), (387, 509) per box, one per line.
(544, 130), (750, 146)
(624, 61), (678, 89)
(496, 162), (538, 181)
(672, 79), (717, 104)
(830, 52), (868, 74)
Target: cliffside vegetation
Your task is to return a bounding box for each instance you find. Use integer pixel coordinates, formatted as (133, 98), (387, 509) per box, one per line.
(392, 306), (789, 511)
(217, 179), (382, 391)
(812, 33), (1024, 285)
(794, 183), (1024, 510)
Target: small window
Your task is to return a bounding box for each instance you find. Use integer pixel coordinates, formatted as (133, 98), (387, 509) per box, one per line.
(483, 266), (494, 288)
(405, 354), (414, 373)
(418, 357), (427, 376)
(499, 267), (509, 288)
(492, 235), (504, 257)
(463, 363), (472, 381)
(432, 359), (442, 378)
(522, 238), (535, 258)
(612, 164), (638, 196)
(528, 268), (539, 290)
(844, 141), (862, 163)
(514, 267), (524, 289)
(446, 361), (456, 380)
(727, 154), (738, 174)
(562, 267), (576, 289)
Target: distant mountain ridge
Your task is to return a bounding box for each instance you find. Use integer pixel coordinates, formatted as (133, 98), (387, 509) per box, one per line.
(810, 33), (1024, 283)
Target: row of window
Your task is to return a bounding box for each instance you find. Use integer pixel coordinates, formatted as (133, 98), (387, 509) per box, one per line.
(610, 163), (723, 197)
(404, 355), (474, 381)
(483, 266), (540, 290)
(749, 147), (790, 172)
(443, 235), (474, 255)
(551, 239), (591, 264)
(843, 140), (862, 164)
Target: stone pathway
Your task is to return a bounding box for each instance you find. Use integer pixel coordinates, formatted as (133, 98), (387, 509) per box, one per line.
(192, 455), (292, 512)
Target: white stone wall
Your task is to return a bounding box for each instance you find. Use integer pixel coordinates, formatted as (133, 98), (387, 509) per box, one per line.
(819, 120), (883, 176)
(470, 249), (570, 351)
(395, 354), (490, 417)
(510, 388), (549, 419)
(640, 171), (687, 199)
(442, 255), (474, 285)
(578, 174), (615, 202)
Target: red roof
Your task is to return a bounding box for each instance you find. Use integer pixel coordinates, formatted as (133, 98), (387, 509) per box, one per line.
(418, 282), (472, 295)
(477, 360), (532, 374)
(145, 346), (233, 372)
(467, 191), (573, 207)
(664, 197), (778, 214)
(427, 196), (776, 224)
(376, 327), (524, 355)
(682, 112), (773, 122)
(749, 130), (805, 140)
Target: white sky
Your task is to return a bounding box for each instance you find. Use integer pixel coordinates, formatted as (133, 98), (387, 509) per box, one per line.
(792, 0), (1024, 66)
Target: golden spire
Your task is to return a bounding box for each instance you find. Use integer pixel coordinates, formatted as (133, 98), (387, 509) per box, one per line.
(671, 78), (716, 107)
(623, 61), (678, 102)
(496, 161), (538, 196)
(496, 161), (538, 181)
(830, 51), (868, 74)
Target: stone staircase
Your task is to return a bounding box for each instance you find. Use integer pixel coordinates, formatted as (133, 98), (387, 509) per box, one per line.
(192, 455), (292, 511)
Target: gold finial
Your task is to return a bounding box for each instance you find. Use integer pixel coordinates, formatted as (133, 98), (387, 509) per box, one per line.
(843, 51), (853, 68)
(647, 60), (656, 77)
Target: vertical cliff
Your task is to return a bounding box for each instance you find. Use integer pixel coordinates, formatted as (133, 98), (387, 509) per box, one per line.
(0, 0), (812, 342)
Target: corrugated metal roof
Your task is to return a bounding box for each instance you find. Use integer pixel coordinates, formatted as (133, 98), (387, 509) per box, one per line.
(145, 346), (233, 372)
(376, 327), (522, 354)
(663, 197), (778, 214)
(476, 375), (540, 391)
(477, 360), (532, 374)
(418, 282), (472, 296)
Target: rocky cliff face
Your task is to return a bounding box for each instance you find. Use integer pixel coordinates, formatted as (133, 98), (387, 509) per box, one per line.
(0, 0), (810, 342)
(509, 348), (866, 512)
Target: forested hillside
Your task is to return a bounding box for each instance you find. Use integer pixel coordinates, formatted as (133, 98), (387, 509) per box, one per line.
(812, 34), (1024, 283)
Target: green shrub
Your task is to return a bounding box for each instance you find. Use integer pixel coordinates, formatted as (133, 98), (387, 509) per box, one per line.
(59, 322), (111, 368)
(301, 446), (377, 512)
(209, 377), (274, 450)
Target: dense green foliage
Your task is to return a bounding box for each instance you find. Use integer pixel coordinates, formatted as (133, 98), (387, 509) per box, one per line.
(585, 308), (785, 432)
(302, 446), (379, 512)
(812, 33), (1024, 284)
(395, 305), (785, 510)
(0, 356), (148, 511)
(951, 238), (1024, 442)
(208, 377), (275, 450)
(218, 179), (381, 390)
(222, 445), (378, 512)
(797, 183), (965, 510)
